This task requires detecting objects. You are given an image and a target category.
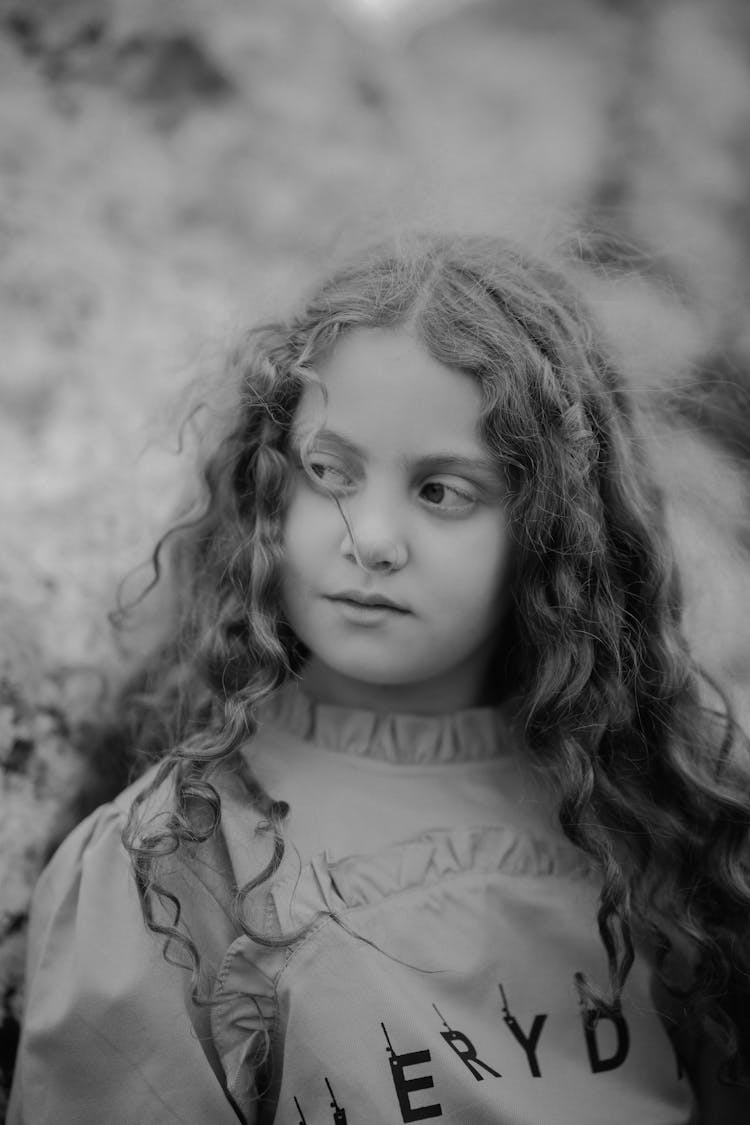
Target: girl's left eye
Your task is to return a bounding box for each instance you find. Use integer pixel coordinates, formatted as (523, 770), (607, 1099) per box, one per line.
(306, 460), (355, 494)
(418, 479), (476, 512)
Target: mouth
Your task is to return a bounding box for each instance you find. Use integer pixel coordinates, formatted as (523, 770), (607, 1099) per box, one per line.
(326, 591), (410, 614)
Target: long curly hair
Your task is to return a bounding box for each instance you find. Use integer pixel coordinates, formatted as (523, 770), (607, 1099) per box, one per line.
(117, 230), (750, 1073)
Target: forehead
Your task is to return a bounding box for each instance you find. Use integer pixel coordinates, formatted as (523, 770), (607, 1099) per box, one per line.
(293, 327), (486, 457)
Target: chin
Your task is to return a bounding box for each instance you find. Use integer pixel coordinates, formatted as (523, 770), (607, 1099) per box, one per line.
(330, 655), (445, 690)
(336, 662), (416, 686)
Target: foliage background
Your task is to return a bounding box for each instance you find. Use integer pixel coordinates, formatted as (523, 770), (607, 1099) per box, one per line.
(1, 0), (750, 1110)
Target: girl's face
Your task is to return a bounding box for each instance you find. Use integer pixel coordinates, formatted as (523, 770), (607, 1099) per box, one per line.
(281, 327), (514, 713)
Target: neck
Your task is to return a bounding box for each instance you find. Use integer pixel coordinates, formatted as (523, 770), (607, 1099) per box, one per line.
(300, 654), (498, 715)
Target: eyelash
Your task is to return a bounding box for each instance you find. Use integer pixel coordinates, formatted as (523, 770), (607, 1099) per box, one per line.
(418, 480), (477, 513)
(299, 456), (478, 514)
(308, 460), (355, 493)
(297, 456), (356, 496)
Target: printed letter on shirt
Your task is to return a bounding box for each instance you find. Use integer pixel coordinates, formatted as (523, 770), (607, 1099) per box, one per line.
(498, 984), (547, 1078)
(382, 1022), (442, 1122)
(574, 973), (630, 1074)
(432, 1003), (501, 1081)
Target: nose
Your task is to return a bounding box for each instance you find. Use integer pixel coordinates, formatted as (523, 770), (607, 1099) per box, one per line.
(339, 494), (408, 574)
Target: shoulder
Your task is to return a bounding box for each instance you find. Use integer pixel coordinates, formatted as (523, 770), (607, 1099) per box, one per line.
(25, 765), (164, 961)
(38, 763), (166, 887)
(24, 758), (245, 1001)
(14, 763), (248, 1125)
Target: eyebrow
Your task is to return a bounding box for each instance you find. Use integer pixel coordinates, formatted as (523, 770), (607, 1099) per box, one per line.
(293, 428), (499, 477)
(292, 429), (362, 460)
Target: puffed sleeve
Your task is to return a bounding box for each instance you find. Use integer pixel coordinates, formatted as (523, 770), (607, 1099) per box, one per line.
(7, 797), (247, 1125)
(651, 964), (750, 1125)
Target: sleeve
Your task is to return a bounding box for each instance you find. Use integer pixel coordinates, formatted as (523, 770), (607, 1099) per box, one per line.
(677, 1030), (750, 1125)
(7, 800), (247, 1125)
(652, 972), (750, 1125)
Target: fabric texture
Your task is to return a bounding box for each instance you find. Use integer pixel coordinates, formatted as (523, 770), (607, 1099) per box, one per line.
(9, 687), (697, 1124)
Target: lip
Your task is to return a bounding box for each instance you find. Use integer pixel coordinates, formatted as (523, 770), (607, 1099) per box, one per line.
(326, 590), (410, 613)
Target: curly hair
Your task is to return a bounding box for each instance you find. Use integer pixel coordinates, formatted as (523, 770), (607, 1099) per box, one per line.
(117, 230), (750, 1074)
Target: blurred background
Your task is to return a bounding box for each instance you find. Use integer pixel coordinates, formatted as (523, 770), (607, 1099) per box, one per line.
(1, 0), (750, 1109)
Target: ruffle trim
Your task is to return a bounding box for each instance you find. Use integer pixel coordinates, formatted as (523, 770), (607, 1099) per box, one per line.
(314, 824), (589, 910)
(210, 824), (590, 1117)
(256, 684), (515, 764)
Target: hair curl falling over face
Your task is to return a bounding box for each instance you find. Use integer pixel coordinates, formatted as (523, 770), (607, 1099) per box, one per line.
(118, 230), (750, 1077)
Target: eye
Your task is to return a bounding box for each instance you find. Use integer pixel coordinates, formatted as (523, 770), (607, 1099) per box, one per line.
(418, 479), (477, 513)
(303, 457), (355, 495)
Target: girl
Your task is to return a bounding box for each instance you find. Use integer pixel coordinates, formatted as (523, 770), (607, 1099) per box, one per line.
(9, 231), (750, 1125)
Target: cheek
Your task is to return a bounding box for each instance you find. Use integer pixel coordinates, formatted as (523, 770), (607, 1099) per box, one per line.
(279, 495), (306, 610)
(280, 500), (303, 570)
(434, 522), (514, 606)
(283, 489), (324, 559)
(281, 487), (341, 597)
(279, 536), (312, 643)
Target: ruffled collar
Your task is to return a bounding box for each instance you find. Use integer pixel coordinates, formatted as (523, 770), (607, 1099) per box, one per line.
(258, 683), (516, 765)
